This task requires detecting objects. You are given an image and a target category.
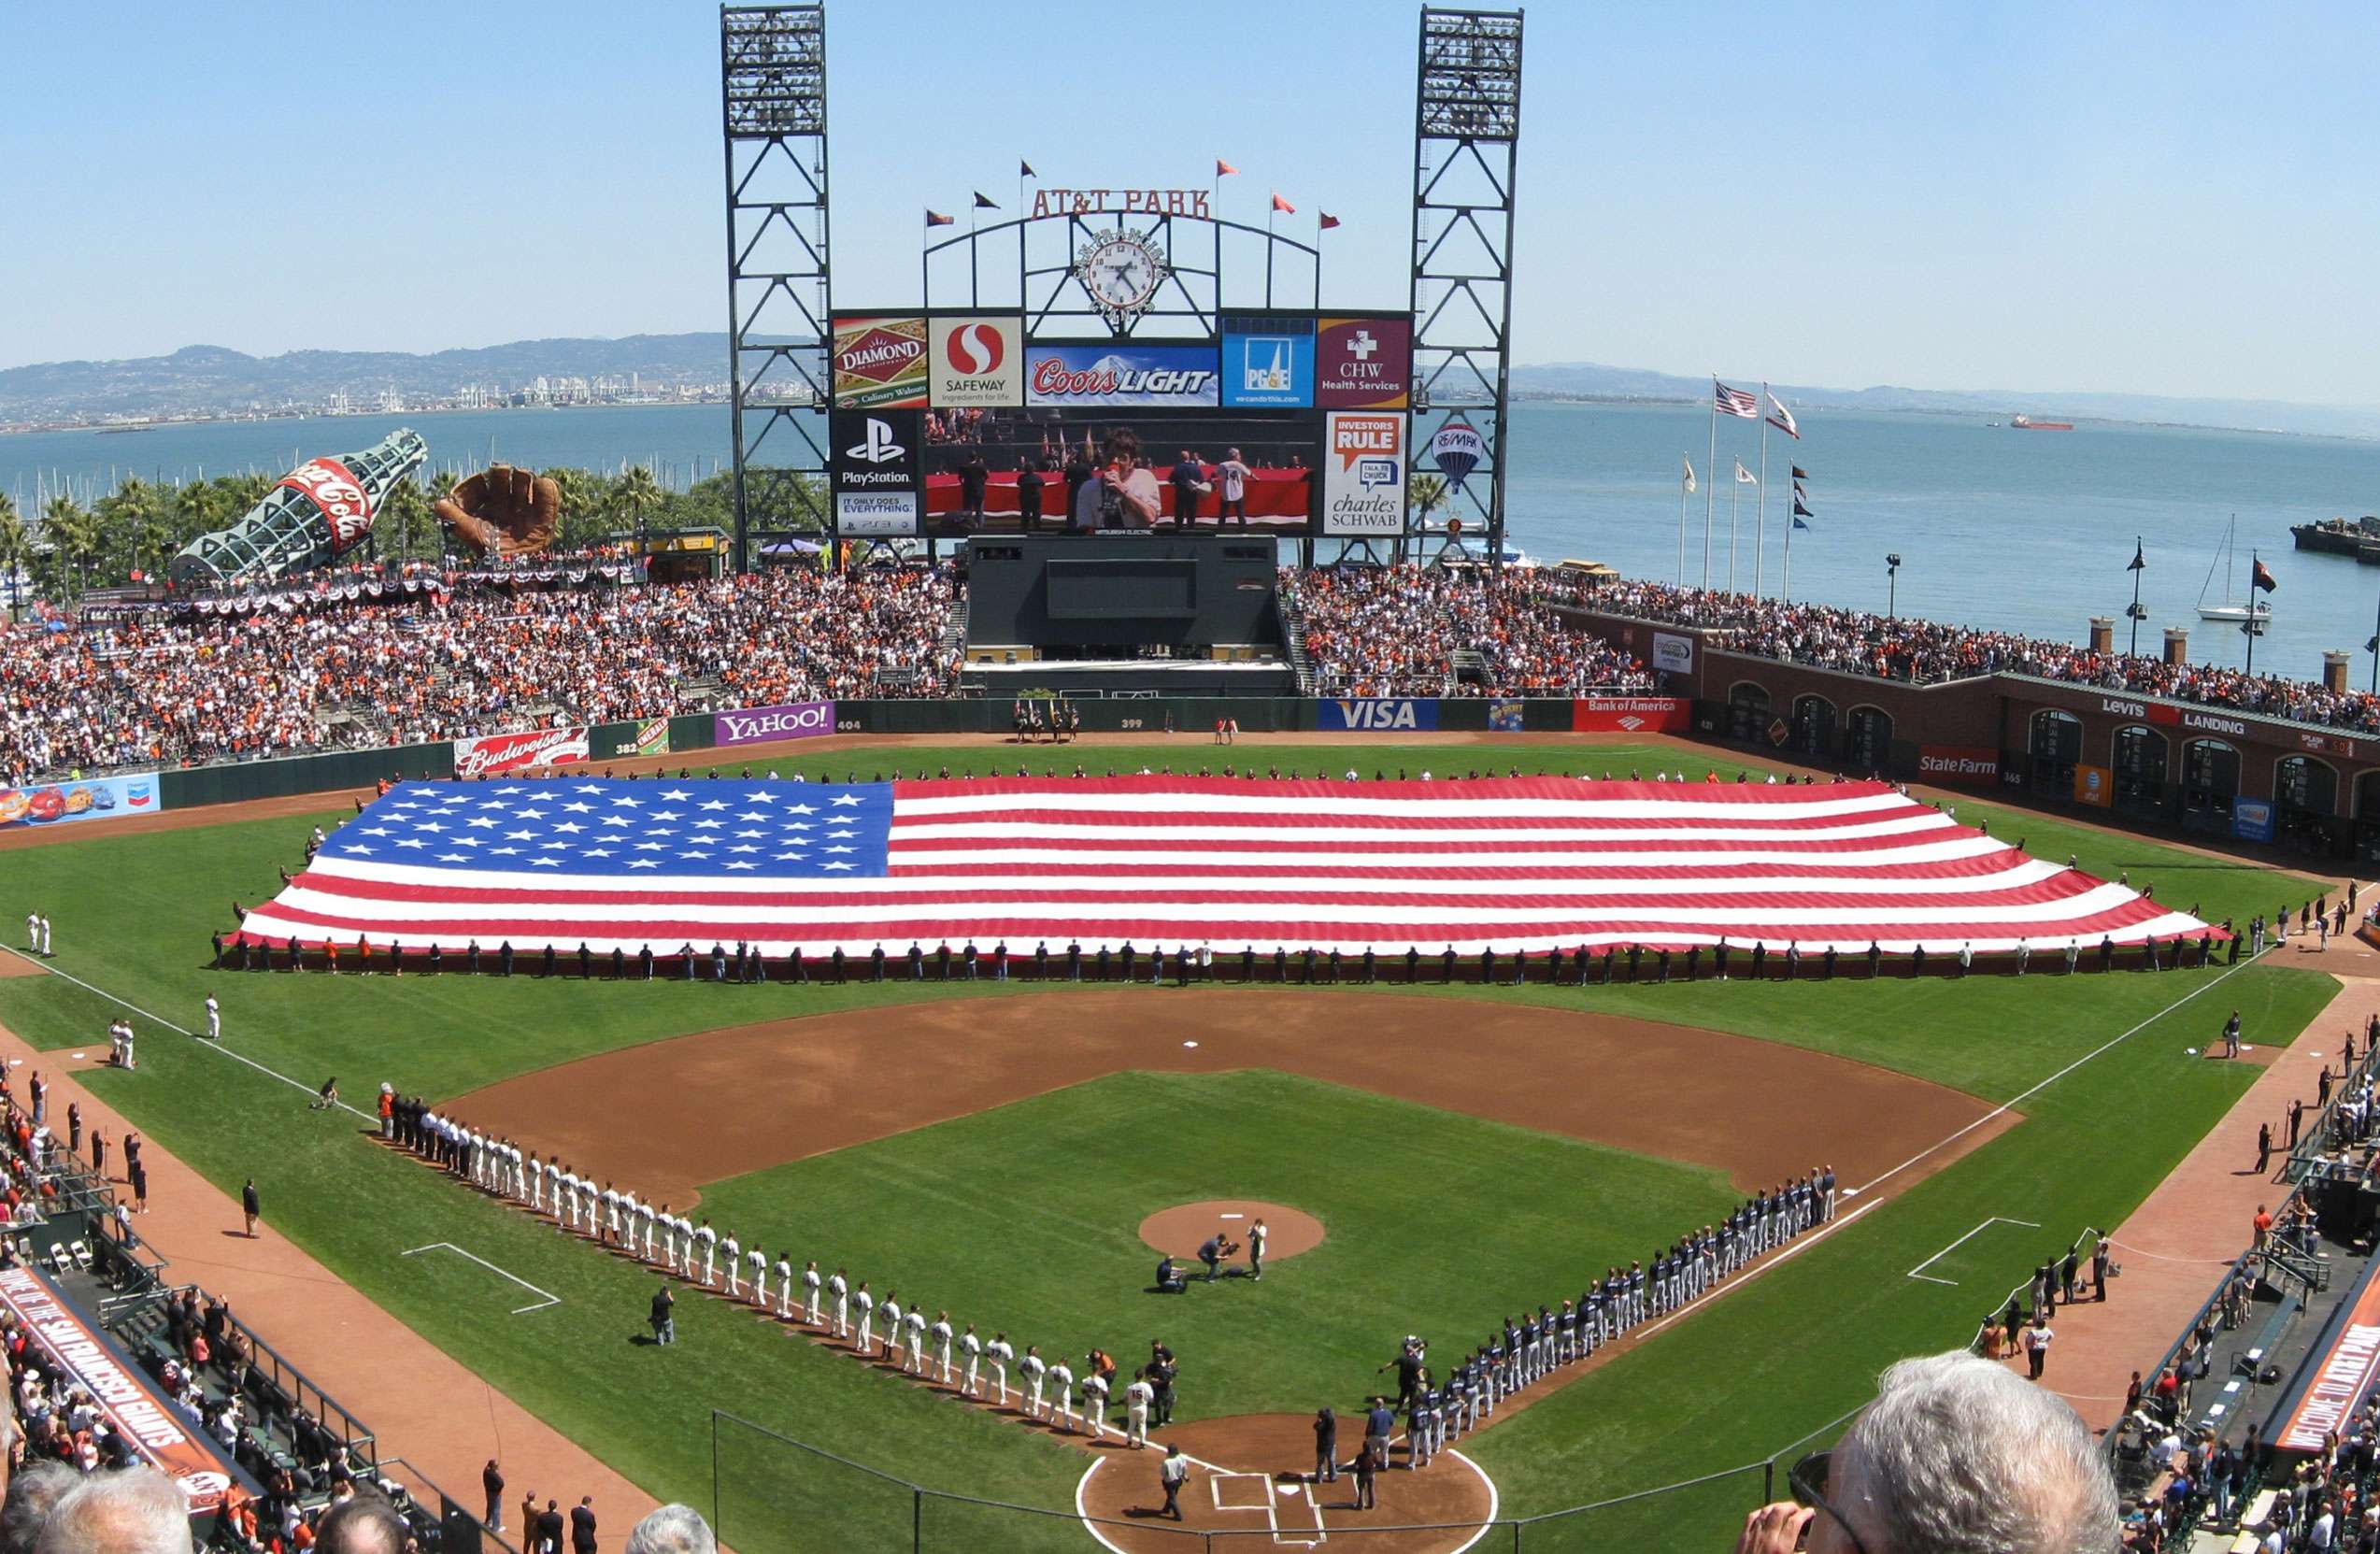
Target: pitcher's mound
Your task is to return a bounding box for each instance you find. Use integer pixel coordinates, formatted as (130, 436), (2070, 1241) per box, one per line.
(1138, 1201), (1323, 1272)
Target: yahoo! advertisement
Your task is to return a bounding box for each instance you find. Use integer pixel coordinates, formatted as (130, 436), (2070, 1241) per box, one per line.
(715, 702), (838, 748)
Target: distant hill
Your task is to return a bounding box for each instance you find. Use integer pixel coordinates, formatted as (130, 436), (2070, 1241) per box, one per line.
(0, 335), (730, 422)
(1509, 361), (2380, 440)
(7, 333), (2376, 440)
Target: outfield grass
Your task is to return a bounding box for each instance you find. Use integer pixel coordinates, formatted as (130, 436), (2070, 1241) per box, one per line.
(0, 739), (2344, 1552)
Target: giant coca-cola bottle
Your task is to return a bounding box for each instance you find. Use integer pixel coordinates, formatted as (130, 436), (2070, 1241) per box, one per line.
(168, 429), (429, 588)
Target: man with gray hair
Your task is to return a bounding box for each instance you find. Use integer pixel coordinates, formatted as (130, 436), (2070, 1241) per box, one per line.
(31, 1467), (193, 1554)
(2, 1463), (78, 1554)
(1732, 1350), (2119, 1554)
(624, 1504), (716, 1554)
(312, 1493), (410, 1554)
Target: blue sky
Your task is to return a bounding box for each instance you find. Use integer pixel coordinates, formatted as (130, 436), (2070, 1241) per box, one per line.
(1, 1), (2372, 404)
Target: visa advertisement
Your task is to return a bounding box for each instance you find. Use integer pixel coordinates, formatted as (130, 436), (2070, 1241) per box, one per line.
(1319, 698), (1439, 733)
(1025, 344), (1219, 407)
(0, 771), (159, 830)
(1221, 315), (1315, 407)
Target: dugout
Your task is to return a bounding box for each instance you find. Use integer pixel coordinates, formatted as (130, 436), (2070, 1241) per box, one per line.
(959, 535), (1283, 663)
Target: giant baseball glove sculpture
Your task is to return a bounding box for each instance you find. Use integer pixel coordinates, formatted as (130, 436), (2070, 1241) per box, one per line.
(435, 465), (562, 558)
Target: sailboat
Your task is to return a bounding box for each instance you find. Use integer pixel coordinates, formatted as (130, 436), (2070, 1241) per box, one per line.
(2198, 516), (2272, 625)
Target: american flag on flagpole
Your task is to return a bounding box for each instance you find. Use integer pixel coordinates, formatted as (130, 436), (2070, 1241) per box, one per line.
(1715, 382), (1760, 418)
(231, 778), (2217, 958)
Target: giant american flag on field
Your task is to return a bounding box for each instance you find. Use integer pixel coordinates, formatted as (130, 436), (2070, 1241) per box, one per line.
(231, 777), (2219, 958)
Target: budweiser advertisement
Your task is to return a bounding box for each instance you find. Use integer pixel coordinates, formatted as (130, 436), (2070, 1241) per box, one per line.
(832, 316), (930, 409)
(715, 702), (837, 748)
(1918, 746), (2001, 785)
(0, 1267), (244, 1510)
(453, 726), (591, 777)
(1573, 697), (1690, 734)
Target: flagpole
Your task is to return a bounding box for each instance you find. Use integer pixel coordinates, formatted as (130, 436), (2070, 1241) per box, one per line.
(1782, 503), (1795, 601)
(1728, 461), (1740, 592)
(1755, 385), (1770, 597)
(2245, 549), (2259, 677)
(1677, 454), (1688, 585)
(1703, 384), (1717, 589)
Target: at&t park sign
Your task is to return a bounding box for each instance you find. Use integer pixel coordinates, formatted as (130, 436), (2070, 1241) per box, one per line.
(1029, 187), (1214, 221)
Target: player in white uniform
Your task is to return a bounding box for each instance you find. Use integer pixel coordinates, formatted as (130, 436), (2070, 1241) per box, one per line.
(803, 1260), (824, 1325)
(904, 1307), (928, 1375)
(619, 1189), (639, 1247)
(853, 1282), (876, 1354)
(558, 1170), (578, 1230)
(775, 1253), (795, 1318)
(599, 1185), (620, 1244)
(1080, 1368), (1110, 1439)
(204, 995), (221, 1042)
(695, 1220), (720, 1286)
(24, 913), (36, 954)
(641, 1198), (659, 1261)
(722, 1233), (744, 1297)
(879, 1294), (903, 1362)
(747, 1244), (768, 1306)
(931, 1312), (955, 1384)
(986, 1333), (1014, 1407)
(1124, 1373), (1154, 1447)
(828, 1268), (850, 1336)
(1020, 1345), (1047, 1419)
(1047, 1360), (1076, 1432)
(961, 1325), (984, 1398)
(658, 1205), (677, 1270)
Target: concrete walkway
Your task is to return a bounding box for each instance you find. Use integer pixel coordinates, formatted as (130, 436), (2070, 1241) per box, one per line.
(0, 1012), (657, 1542)
(2016, 973), (2377, 1433)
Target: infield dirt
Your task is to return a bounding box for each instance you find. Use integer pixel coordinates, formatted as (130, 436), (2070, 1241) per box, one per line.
(447, 989), (2014, 1212)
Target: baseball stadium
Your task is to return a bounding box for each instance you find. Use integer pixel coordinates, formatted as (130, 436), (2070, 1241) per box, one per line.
(3, 9), (2377, 1554)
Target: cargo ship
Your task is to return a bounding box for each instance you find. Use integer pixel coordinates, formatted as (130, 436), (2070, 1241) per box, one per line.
(2290, 515), (2380, 563)
(2009, 415), (2074, 431)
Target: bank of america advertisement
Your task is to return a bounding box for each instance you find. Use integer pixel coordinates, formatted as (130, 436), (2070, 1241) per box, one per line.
(1319, 412), (1408, 535)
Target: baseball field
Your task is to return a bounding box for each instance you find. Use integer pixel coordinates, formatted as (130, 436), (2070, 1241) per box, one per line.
(0, 734), (2339, 1552)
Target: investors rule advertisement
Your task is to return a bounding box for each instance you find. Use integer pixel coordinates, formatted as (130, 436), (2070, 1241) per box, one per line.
(1319, 412), (1408, 535)
(832, 316), (930, 409)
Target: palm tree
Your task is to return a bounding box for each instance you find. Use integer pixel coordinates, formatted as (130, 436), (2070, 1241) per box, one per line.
(0, 494), (27, 620)
(544, 467), (604, 552)
(608, 464), (666, 571)
(173, 480), (220, 549)
(379, 477), (435, 565)
(41, 496), (102, 598)
(1404, 473), (1450, 564)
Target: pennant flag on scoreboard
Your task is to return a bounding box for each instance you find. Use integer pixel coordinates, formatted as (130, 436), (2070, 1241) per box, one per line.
(231, 778), (2221, 959)
(1319, 212), (1342, 230)
(924, 209), (954, 227)
(1019, 160), (1037, 178)
(1271, 192), (1296, 214)
(973, 192), (998, 209)
(1217, 158), (1239, 177)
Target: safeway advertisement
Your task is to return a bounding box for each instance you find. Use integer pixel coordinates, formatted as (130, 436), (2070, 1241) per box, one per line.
(453, 726), (591, 777)
(1572, 697), (1689, 734)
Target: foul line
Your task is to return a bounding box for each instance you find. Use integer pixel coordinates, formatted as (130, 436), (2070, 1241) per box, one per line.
(402, 1242), (560, 1315)
(1, 946), (376, 1121)
(1906, 1217), (2041, 1287)
(1847, 954), (2270, 1202)
(1636, 1199), (1880, 1340)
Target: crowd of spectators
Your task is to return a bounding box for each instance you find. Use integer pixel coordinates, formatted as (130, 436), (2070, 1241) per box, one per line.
(0, 567), (962, 784)
(1545, 574), (2380, 735)
(1283, 566), (1652, 697)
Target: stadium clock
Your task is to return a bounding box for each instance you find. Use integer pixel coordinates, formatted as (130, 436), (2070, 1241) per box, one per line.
(1074, 228), (1168, 325)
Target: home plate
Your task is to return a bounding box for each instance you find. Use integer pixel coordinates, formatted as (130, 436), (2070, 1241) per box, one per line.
(1276, 1483), (1303, 1498)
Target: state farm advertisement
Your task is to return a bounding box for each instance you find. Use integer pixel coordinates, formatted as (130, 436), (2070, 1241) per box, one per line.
(453, 726), (591, 777)
(1573, 697), (1690, 734)
(1024, 344), (1219, 407)
(715, 701), (836, 748)
(1918, 746), (2000, 785)
(1320, 412), (1408, 535)
(0, 1267), (241, 1511)
(832, 316), (930, 409)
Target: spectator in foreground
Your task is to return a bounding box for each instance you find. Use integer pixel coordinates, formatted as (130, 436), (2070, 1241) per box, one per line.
(31, 1466), (193, 1554)
(312, 1493), (409, 1554)
(1732, 1351), (2118, 1553)
(1, 1461), (73, 1554)
(624, 1504), (716, 1554)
